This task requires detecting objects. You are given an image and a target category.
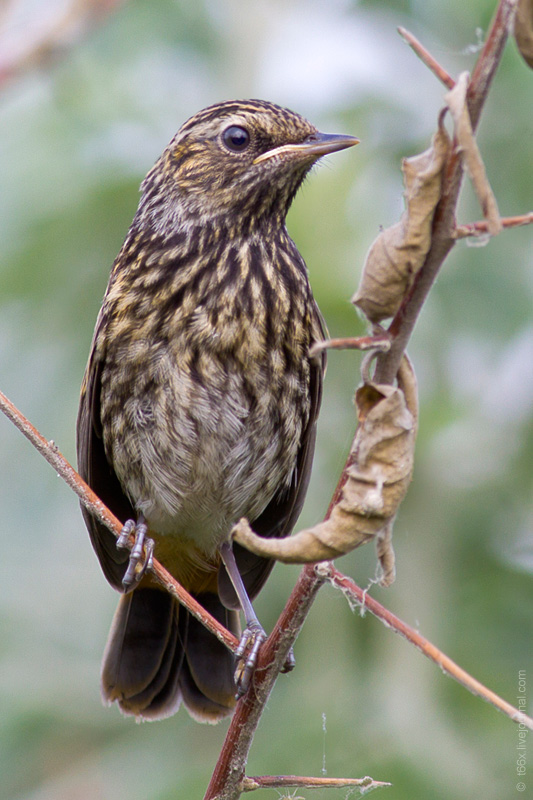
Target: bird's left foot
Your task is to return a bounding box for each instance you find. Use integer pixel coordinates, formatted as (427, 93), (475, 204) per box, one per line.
(234, 620), (267, 698)
(117, 517), (154, 591)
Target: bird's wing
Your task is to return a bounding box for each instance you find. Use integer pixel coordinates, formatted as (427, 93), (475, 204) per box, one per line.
(76, 328), (134, 591)
(218, 304), (327, 606)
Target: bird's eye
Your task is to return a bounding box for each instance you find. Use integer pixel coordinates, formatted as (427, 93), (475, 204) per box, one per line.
(222, 126), (250, 152)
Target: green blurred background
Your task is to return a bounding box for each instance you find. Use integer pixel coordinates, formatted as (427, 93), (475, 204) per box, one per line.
(1, 1), (532, 798)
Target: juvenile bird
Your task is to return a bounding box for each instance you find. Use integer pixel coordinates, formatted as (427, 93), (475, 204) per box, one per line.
(77, 99), (358, 723)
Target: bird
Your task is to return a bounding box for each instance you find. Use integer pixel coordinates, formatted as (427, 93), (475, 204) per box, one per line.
(77, 99), (358, 723)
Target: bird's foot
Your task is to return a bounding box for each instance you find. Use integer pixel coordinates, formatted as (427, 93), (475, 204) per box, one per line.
(117, 517), (154, 591)
(234, 620), (267, 698)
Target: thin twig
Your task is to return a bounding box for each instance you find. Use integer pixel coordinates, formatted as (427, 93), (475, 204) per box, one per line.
(309, 333), (390, 357)
(455, 211), (533, 238)
(0, 388), (238, 653)
(324, 565), (533, 731)
(398, 26), (455, 89)
(240, 774), (391, 792)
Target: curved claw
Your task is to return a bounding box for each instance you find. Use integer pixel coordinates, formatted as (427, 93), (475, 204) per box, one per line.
(234, 621), (267, 698)
(117, 517), (154, 591)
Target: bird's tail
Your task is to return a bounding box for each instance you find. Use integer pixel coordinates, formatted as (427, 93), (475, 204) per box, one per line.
(101, 587), (238, 722)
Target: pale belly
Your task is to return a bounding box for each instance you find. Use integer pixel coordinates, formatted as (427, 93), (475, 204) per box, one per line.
(102, 348), (308, 556)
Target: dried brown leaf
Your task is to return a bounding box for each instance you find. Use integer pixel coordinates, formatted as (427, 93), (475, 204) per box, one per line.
(353, 118), (450, 323)
(233, 358), (418, 586)
(445, 72), (502, 236)
(515, 0), (533, 69)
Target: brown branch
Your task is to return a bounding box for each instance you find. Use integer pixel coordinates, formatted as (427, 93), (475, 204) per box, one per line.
(241, 774), (391, 792)
(374, 0), (518, 387)
(325, 565), (533, 730)
(398, 26), (455, 89)
(0, 388), (238, 653)
(455, 211), (533, 238)
(309, 333), (391, 356)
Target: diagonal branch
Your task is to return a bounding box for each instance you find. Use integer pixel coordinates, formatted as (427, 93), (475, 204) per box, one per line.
(0, 388), (238, 653)
(325, 565), (533, 731)
(398, 26), (455, 89)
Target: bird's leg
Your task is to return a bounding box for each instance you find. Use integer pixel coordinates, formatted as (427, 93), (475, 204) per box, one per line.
(219, 540), (268, 697)
(117, 514), (154, 592)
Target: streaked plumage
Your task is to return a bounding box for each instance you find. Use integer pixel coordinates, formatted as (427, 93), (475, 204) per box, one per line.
(77, 99), (357, 722)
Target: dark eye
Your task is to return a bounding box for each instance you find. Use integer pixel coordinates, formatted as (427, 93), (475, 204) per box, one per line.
(222, 125), (250, 152)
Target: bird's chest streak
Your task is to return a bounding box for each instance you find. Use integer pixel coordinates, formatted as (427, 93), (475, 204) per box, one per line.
(99, 314), (311, 553)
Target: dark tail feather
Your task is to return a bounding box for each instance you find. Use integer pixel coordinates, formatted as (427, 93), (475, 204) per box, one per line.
(101, 587), (238, 723)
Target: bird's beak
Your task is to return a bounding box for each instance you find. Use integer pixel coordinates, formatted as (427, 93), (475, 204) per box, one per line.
(253, 132), (359, 165)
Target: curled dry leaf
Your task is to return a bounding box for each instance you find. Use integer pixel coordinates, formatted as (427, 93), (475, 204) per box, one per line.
(233, 357), (418, 587)
(515, 0), (533, 69)
(352, 116), (450, 323)
(445, 72), (502, 236)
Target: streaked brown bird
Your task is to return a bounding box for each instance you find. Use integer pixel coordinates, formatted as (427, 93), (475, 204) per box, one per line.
(77, 99), (357, 723)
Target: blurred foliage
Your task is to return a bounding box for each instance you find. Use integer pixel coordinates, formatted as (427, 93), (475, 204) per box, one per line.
(0, 1), (532, 798)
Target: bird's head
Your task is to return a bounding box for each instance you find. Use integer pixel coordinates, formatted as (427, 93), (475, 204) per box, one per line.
(137, 99), (358, 235)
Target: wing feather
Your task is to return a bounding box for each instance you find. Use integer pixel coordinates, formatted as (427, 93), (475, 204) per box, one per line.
(76, 328), (134, 591)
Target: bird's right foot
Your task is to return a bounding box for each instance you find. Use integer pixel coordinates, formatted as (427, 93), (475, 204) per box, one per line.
(234, 620), (267, 698)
